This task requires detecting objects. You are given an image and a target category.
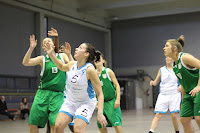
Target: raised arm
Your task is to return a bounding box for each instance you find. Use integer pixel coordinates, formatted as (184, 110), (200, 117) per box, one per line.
(43, 43), (75, 72)
(150, 70), (161, 86)
(87, 66), (107, 128)
(22, 35), (43, 66)
(48, 28), (59, 53)
(107, 68), (121, 109)
(64, 42), (74, 61)
(60, 53), (69, 64)
(182, 54), (200, 96)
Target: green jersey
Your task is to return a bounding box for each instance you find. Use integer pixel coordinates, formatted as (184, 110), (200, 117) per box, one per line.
(99, 67), (116, 101)
(38, 53), (66, 92)
(173, 52), (199, 93)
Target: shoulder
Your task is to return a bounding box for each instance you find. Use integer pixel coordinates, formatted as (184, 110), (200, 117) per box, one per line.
(60, 53), (68, 58)
(160, 66), (166, 72)
(37, 55), (44, 63)
(181, 53), (194, 64)
(106, 68), (116, 80)
(86, 65), (97, 80)
(86, 65), (96, 73)
(60, 53), (69, 63)
(37, 55), (44, 66)
(107, 68), (114, 75)
(37, 55), (44, 60)
(160, 66), (165, 69)
(181, 53), (193, 60)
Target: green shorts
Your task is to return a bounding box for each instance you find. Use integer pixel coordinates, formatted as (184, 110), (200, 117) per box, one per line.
(29, 89), (64, 128)
(181, 93), (200, 117)
(97, 98), (122, 128)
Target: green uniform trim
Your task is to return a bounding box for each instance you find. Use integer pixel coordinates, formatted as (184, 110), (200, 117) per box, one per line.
(99, 67), (116, 101)
(97, 67), (122, 128)
(173, 52), (200, 117)
(38, 53), (66, 92)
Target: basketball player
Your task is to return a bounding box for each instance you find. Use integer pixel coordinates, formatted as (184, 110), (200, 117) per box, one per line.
(163, 35), (200, 133)
(94, 50), (123, 133)
(149, 57), (181, 133)
(43, 42), (107, 133)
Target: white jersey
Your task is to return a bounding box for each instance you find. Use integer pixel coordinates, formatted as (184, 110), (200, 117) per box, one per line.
(65, 62), (97, 103)
(159, 66), (179, 94)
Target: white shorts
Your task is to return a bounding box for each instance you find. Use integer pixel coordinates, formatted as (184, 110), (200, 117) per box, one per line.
(59, 98), (97, 124)
(155, 92), (181, 114)
(62, 97), (74, 126)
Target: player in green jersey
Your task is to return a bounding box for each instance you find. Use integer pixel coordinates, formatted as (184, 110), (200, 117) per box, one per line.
(94, 50), (123, 133)
(163, 35), (200, 133)
(22, 28), (69, 133)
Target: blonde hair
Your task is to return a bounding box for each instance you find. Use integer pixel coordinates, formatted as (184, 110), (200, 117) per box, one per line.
(167, 35), (184, 53)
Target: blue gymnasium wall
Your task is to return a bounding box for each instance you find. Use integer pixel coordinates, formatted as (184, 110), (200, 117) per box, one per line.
(0, 4), (106, 77)
(112, 12), (200, 76)
(0, 3), (106, 109)
(47, 17), (106, 60)
(0, 4), (35, 76)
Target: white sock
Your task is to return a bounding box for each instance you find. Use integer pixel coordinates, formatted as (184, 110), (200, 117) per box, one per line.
(150, 129), (154, 132)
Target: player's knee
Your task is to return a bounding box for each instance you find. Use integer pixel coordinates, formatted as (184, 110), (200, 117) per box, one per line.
(155, 113), (163, 119)
(180, 117), (190, 125)
(171, 113), (177, 119)
(55, 122), (64, 132)
(74, 124), (83, 133)
(195, 116), (200, 123)
(29, 124), (37, 130)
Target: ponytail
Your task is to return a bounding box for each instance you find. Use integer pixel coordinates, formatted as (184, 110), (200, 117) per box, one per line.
(177, 35), (184, 48)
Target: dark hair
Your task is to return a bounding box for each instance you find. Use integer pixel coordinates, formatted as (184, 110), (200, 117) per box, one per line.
(84, 43), (100, 63)
(95, 50), (107, 67)
(167, 35), (184, 53)
(22, 97), (27, 105)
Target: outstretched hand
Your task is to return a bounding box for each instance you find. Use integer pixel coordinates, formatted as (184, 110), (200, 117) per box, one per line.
(29, 35), (37, 48)
(48, 28), (58, 37)
(64, 42), (72, 55)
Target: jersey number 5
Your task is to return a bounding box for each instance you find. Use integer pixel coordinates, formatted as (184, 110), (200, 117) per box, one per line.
(81, 108), (88, 117)
(71, 75), (79, 83)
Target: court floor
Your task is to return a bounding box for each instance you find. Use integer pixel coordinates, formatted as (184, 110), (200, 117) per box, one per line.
(0, 109), (199, 133)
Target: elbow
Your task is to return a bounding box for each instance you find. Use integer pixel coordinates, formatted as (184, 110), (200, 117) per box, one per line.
(116, 84), (120, 89)
(98, 91), (104, 99)
(22, 61), (27, 66)
(22, 61), (29, 66)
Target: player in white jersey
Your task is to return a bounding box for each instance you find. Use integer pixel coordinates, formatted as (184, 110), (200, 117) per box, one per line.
(149, 57), (181, 133)
(43, 42), (107, 133)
